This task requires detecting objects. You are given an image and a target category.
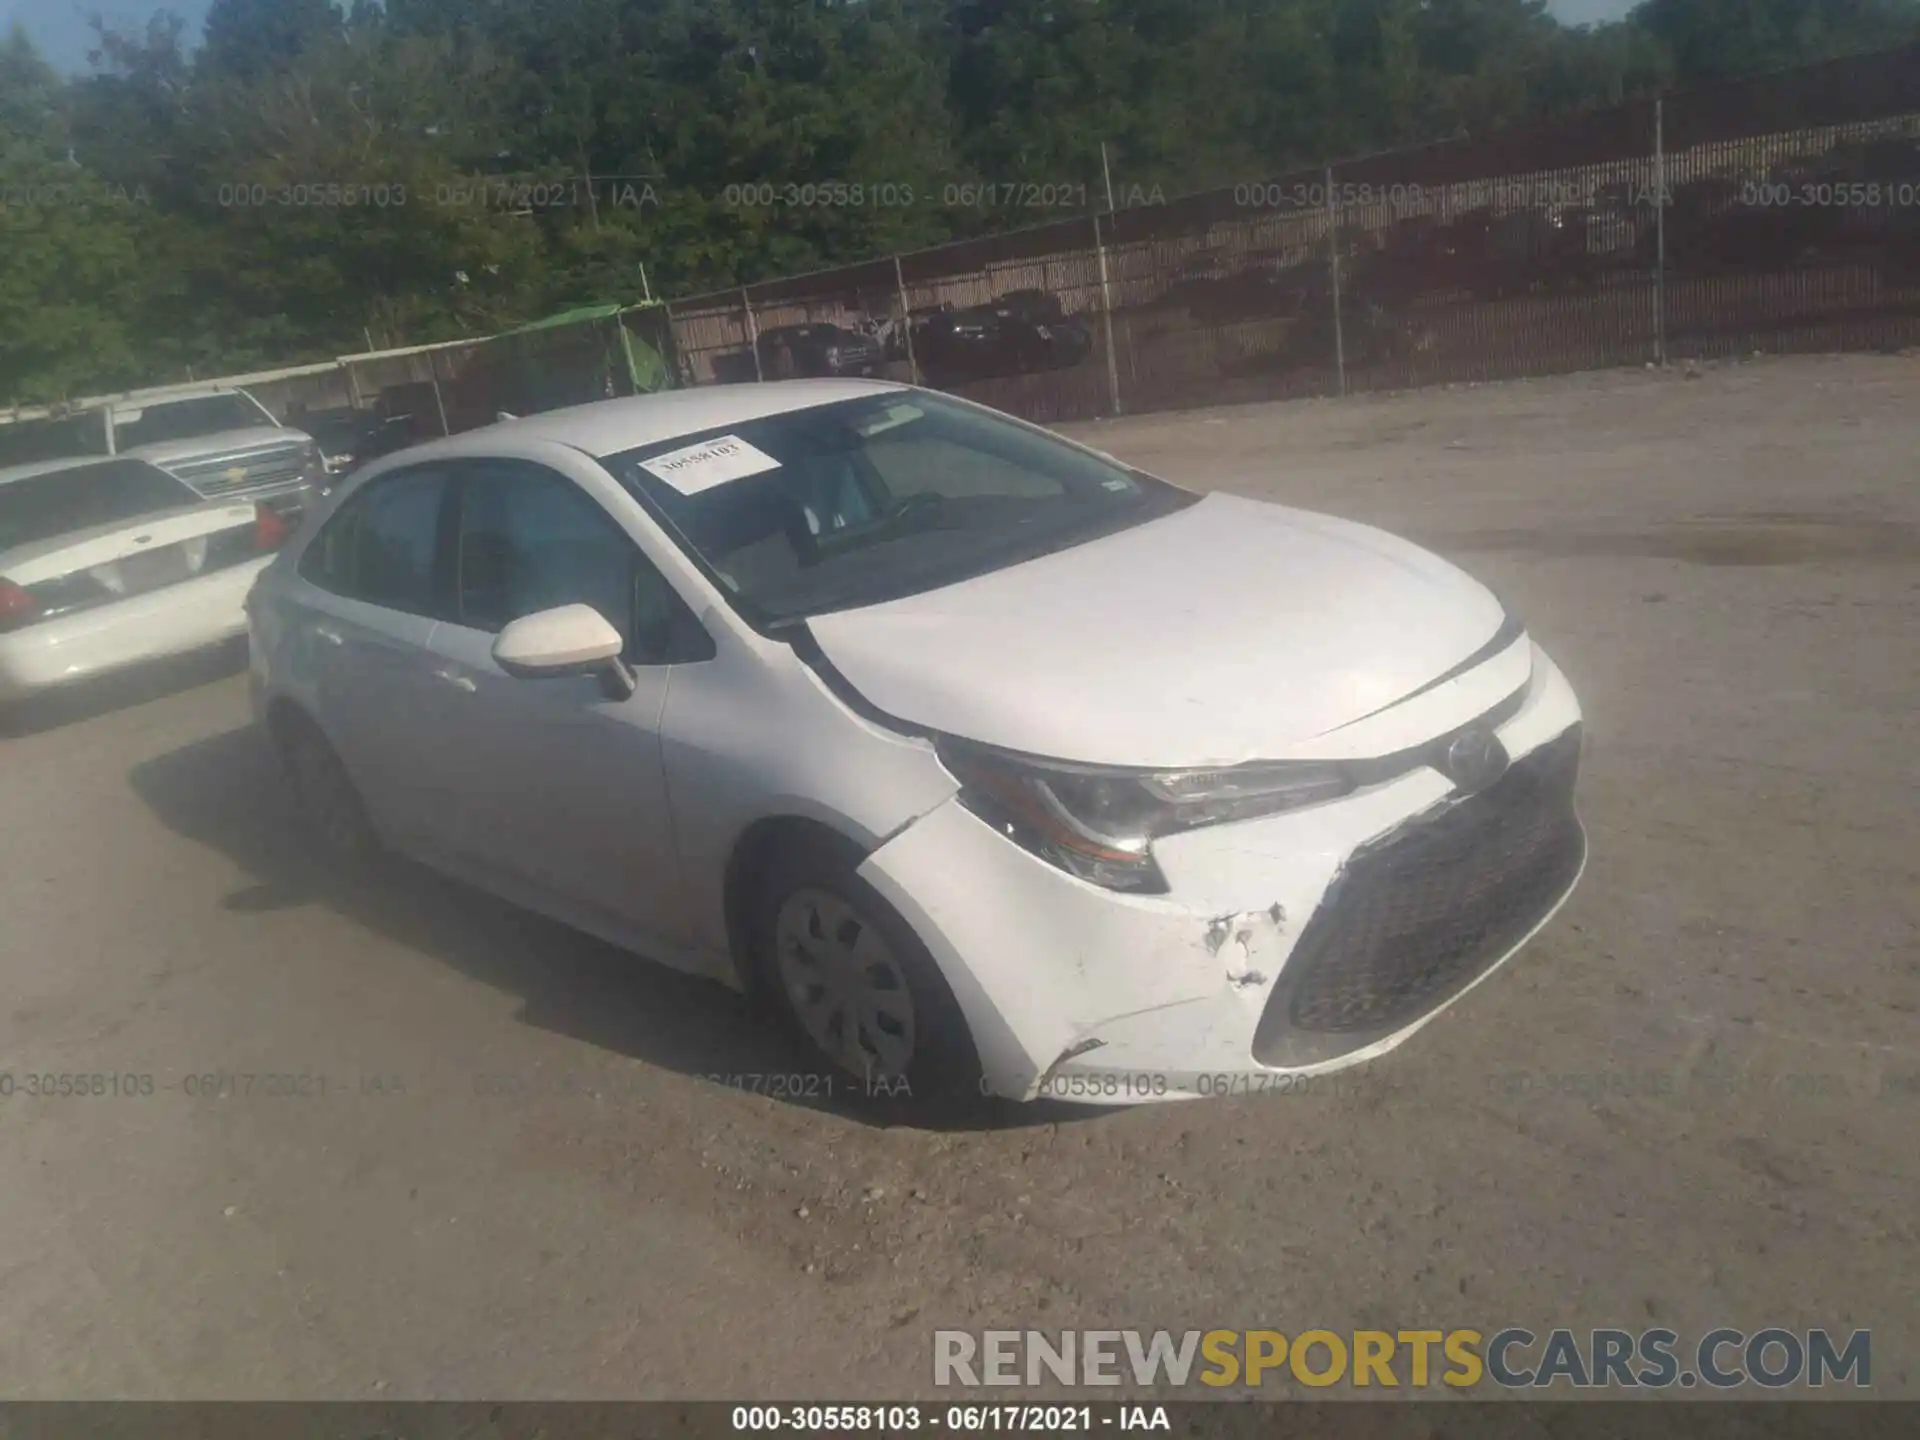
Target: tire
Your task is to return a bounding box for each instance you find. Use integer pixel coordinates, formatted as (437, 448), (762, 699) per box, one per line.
(274, 712), (380, 870)
(748, 836), (983, 1111)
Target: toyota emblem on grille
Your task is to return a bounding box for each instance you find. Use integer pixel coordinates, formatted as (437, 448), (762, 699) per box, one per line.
(1441, 727), (1509, 793)
(224, 466), (248, 485)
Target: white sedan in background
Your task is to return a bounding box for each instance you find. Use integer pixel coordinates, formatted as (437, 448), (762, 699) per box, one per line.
(0, 456), (290, 707)
(246, 380), (1585, 1107)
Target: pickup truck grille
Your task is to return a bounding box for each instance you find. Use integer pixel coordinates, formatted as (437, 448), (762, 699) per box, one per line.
(165, 444), (310, 499)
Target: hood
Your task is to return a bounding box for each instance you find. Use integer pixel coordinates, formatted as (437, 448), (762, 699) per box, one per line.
(804, 491), (1512, 769)
(1, 500), (257, 586)
(121, 427), (303, 465)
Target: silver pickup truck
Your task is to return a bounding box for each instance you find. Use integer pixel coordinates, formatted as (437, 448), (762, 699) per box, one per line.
(0, 386), (327, 519)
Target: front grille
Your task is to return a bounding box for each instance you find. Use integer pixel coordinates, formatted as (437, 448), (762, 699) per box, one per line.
(1251, 726), (1585, 1067)
(167, 445), (309, 498)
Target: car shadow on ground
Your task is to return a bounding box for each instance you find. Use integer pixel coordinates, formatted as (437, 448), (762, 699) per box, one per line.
(128, 721), (1100, 1134)
(0, 638), (250, 738)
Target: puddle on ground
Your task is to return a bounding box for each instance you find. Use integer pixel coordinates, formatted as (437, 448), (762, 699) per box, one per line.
(1427, 515), (1920, 566)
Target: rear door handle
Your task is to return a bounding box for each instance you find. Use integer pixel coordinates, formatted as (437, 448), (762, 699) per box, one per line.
(312, 624), (344, 647)
(433, 668), (477, 693)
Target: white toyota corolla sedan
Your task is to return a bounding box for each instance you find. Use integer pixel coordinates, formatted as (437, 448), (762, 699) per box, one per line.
(246, 380), (1585, 1106)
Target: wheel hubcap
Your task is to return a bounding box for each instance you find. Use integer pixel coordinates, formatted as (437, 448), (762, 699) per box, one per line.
(774, 887), (916, 1081)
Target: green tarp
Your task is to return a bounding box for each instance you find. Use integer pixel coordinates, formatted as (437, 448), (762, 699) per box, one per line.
(495, 300), (676, 403)
(499, 303), (627, 337)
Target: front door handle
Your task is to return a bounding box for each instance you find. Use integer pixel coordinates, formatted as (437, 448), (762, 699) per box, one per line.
(312, 624), (344, 647)
(433, 668), (478, 693)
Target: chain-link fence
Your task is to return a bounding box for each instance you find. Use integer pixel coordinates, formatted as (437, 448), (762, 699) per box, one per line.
(664, 44), (1920, 426)
(53, 45), (1917, 464)
(229, 306), (677, 463)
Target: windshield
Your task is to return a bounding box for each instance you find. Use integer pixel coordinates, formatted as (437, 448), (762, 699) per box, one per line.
(0, 460), (198, 552)
(112, 394), (270, 449)
(0, 412), (112, 469)
(601, 391), (1193, 625)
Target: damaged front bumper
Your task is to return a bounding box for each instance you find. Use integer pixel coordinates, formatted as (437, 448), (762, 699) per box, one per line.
(857, 644), (1587, 1104)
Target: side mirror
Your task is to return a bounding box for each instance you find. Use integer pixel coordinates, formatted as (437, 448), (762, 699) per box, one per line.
(491, 604), (636, 699)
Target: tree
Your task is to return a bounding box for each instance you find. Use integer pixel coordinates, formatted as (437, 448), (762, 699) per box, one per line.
(0, 29), (169, 401)
(201, 0), (345, 81)
(1630, 0), (1920, 83)
(1, 0), (1910, 401)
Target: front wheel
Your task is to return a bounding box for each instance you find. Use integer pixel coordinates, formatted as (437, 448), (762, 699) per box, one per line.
(750, 839), (983, 1110)
(275, 714), (380, 869)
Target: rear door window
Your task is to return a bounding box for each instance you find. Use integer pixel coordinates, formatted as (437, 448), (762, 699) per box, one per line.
(300, 468), (451, 617)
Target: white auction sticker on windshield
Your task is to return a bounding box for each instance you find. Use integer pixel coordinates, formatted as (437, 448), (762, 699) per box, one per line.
(638, 434), (781, 494)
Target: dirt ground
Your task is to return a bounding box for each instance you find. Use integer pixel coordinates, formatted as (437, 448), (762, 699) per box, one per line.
(0, 353), (1914, 1400)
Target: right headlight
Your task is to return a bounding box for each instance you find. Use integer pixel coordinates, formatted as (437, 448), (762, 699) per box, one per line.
(936, 738), (1355, 894)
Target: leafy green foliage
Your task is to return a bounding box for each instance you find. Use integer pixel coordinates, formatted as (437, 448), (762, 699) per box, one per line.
(2, 0), (1916, 402)
(1631, 0), (1920, 82)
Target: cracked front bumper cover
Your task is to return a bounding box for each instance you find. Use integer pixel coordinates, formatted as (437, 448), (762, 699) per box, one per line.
(856, 644), (1586, 1104)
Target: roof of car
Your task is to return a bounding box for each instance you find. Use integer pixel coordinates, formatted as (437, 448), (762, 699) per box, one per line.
(401, 378), (910, 462)
(0, 454), (177, 487)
